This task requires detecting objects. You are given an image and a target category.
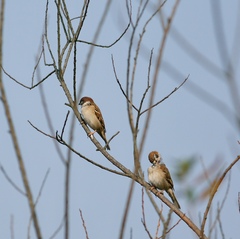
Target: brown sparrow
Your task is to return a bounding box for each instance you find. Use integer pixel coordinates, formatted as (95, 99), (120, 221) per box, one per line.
(79, 96), (110, 150)
(148, 151), (180, 209)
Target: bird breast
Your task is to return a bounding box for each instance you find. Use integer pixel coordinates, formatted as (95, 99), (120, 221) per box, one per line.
(81, 105), (102, 130)
(148, 165), (168, 191)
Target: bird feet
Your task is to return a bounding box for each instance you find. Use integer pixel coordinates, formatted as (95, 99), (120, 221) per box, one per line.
(88, 130), (96, 139)
(150, 186), (164, 195)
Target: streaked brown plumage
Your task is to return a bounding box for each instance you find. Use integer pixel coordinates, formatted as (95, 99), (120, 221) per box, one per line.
(148, 151), (180, 209)
(79, 97), (110, 150)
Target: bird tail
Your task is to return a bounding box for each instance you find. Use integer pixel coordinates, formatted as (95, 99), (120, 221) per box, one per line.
(98, 131), (110, 150)
(105, 142), (110, 150)
(167, 189), (181, 209)
(102, 136), (110, 150)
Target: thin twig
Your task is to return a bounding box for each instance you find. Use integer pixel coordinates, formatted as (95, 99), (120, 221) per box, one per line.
(200, 155), (240, 238)
(44, 0), (58, 75)
(2, 66), (55, 89)
(130, 0), (152, 112)
(79, 209), (90, 239)
(54, 0), (71, 41)
(111, 55), (138, 111)
(146, 183), (208, 239)
(58, 0), (74, 37)
(159, 216), (183, 239)
(138, 0), (181, 165)
(61, 1), (90, 75)
(216, 203), (225, 239)
(161, 209), (172, 239)
(27, 169), (50, 238)
(64, 153), (71, 239)
(35, 169), (50, 206)
(73, 42), (77, 102)
(163, 61), (239, 128)
(135, 49), (153, 135)
(98, 131), (120, 151)
(238, 192), (240, 213)
(0, 2), (42, 236)
(28, 120), (56, 140)
(137, 49), (153, 114)
(77, 23), (130, 48)
(140, 75), (189, 115)
(49, 216), (65, 239)
(209, 172), (231, 236)
(132, 2), (165, 123)
(0, 163), (26, 196)
(155, 216), (161, 239)
(37, 69), (66, 164)
(31, 43), (44, 87)
(141, 188), (153, 239)
(119, 179), (135, 239)
(29, 120), (129, 177)
(61, 138), (129, 177)
(61, 111), (70, 140)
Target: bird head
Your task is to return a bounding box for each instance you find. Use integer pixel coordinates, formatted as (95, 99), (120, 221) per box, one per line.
(148, 151), (162, 164)
(79, 96), (94, 107)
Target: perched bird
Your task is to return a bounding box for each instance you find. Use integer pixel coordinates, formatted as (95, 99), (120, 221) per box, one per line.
(148, 151), (180, 209)
(79, 96), (110, 150)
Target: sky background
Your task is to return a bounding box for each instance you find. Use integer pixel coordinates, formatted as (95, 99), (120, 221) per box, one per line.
(1, 0), (240, 239)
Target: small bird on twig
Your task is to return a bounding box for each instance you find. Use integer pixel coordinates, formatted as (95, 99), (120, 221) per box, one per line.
(79, 96), (110, 150)
(148, 151), (180, 209)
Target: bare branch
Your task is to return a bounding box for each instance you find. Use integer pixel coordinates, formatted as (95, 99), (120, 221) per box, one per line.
(162, 209), (172, 239)
(0, 1), (42, 236)
(140, 75), (189, 116)
(77, 22), (130, 48)
(141, 188), (153, 239)
(44, 0), (58, 73)
(200, 155), (240, 238)
(73, 42), (77, 102)
(159, 216), (183, 239)
(54, 0), (71, 41)
(111, 55), (138, 111)
(131, 1), (166, 119)
(138, 0), (181, 162)
(35, 169), (50, 207)
(119, 179), (135, 239)
(49, 216), (65, 239)
(135, 49), (153, 133)
(37, 71), (66, 164)
(60, 111), (70, 140)
(59, 137), (131, 178)
(239, 192), (240, 213)
(1, 66), (55, 90)
(209, 172), (231, 236)
(28, 120), (129, 177)
(145, 182), (208, 239)
(28, 120), (56, 140)
(28, 169), (50, 239)
(97, 131), (120, 151)
(79, 209), (90, 239)
(216, 203), (225, 239)
(137, 48), (153, 114)
(0, 163), (26, 196)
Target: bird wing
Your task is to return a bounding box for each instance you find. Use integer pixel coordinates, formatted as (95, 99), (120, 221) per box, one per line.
(94, 104), (106, 133)
(160, 164), (174, 189)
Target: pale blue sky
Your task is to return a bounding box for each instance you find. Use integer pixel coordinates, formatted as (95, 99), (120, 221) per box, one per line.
(1, 1), (240, 239)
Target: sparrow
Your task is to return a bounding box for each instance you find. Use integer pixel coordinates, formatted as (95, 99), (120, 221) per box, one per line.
(79, 96), (110, 150)
(148, 151), (180, 209)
